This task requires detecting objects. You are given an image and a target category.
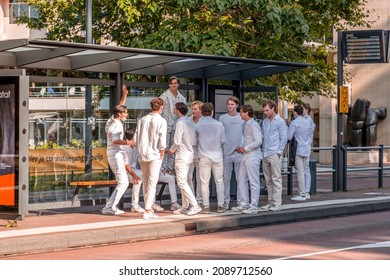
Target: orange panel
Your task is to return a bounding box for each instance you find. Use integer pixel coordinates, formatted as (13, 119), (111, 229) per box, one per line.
(0, 173), (15, 206)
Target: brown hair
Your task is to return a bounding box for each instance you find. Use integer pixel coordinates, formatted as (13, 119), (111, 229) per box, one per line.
(240, 104), (253, 117)
(201, 102), (214, 117)
(113, 105), (127, 118)
(227, 96), (240, 105)
(168, 76), (179, 84)
(175, 102), (188, 116)
(262, 100), (278, 113)
(150, 97), (164, 111)
(302, 102), (312, 114)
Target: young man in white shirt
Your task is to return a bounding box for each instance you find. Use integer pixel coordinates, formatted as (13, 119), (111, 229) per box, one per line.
(302, 103), (316, 199)
(123, 128), (143, 213)
(124, 128), (177, 213)
(160, 76), (186, 174)
(134, 97), (167, 219)
(169, 102), (202, 216)
(219, 96), (245, 210)
(188, 100), (203, 206)
(261, 100), (287, 212)
(102, 85), (133, 215)
(195, 102), (226, 213)
(234, 104), (262, 214)
(288, 105), (312, 201)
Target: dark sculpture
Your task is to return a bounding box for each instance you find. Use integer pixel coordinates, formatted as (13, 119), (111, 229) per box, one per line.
(347, 98), (387, 147)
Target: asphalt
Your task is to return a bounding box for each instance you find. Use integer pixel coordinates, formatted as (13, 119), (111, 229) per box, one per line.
(1, 186), (390, 257)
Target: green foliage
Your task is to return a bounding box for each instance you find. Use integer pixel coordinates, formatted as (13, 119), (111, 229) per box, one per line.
(17, 0), (372, 102)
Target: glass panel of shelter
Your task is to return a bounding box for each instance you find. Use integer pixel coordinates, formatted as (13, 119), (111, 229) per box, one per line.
(28, 83), (195, 205)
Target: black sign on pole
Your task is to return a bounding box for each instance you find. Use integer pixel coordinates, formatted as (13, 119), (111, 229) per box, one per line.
(342, 30), (389, 64)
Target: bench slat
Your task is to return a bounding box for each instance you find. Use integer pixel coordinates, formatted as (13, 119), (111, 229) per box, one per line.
(69, 180), (167, 207)
(70, 180), (117, 186)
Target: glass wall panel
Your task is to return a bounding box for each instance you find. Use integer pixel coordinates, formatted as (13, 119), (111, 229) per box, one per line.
(28, 82), (195, 206)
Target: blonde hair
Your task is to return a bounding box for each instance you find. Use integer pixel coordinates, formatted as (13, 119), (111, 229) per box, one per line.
(192, 100), (203, 108)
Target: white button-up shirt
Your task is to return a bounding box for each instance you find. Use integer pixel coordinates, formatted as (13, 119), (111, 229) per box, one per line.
(160, 89), (186, 132)
(170, 116), (195, 164)
(243, 118), (263, 161)
(288, 115), (312, 157)
(196, 116), (226, 163)
(105, 117), (125, 157)
(262, 114), (287, 158)
(134, 112), (167, 162)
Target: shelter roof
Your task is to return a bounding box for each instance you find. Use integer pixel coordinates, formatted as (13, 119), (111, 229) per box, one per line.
(0, 39), (310, 80)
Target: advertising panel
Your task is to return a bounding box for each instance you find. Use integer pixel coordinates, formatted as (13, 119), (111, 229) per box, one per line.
(0, 84), (16, 206)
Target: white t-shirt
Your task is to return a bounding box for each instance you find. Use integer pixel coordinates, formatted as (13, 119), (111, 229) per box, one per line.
(219, 113), (244, 162)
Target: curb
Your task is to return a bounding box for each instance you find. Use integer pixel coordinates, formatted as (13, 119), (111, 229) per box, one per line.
(196, 199), (390, 232)
(0, 222), (186, 256)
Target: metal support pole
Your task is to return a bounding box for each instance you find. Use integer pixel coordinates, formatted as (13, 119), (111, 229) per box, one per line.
(287, 166), (293, 196)
(336, 31), (345, 192)
(86, 0), (92, 45)
(342, 146), (347, 191)
(84, 0), (93, 180)
(332, 145), (337, 192)
(379, 145), (384, 188)
(309, 159), (317, 195)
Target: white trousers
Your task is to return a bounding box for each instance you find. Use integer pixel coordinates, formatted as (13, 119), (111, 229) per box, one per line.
(188, 158), (202, 203)
(239, 156), (261, 209)
(162, 130), (175, 172)
(106, 152), (129, 210)
(175, 158), (198, 208)
(304, 154), (311, 193)
(198, 157), (224, 207)
(127, 169), (143, 207)
(140, 159), (162, 210)
(263, 153), (283, 208)
(158, 171), (178, 203)
(295, 155), (308, 197)
(223, 159), (243, 205)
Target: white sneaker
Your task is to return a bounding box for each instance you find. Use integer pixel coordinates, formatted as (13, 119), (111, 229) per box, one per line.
(152, 203), (164, 212)
(143, 211), (159, 219)
(231, 206), (246, 212)
(173, 207), (189, 215)
(305, 193), (311, 199)
(291, 195), (306, 201)
(131, 205), (145, 213)
(242, 208), (258, 214)
(171, 202), (181, 210)
(102, 208), (124, 215)
(260, 204), (271, 211)
(269, 206), (282, 211)
(187, 206), (202, 216)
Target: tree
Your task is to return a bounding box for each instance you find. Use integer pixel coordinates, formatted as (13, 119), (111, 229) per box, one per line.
(17, 0), (372, 102)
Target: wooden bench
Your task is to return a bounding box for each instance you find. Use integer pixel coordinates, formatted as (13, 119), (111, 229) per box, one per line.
(69, 180), (167, 207)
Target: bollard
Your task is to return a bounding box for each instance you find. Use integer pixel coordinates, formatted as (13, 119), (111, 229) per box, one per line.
(309, 159), (317, 194)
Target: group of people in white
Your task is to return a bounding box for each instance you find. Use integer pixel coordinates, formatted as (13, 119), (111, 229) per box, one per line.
(101, 76), (315, 220)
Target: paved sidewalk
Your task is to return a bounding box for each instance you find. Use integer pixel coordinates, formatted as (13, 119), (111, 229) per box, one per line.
(1, 187), (390, 257)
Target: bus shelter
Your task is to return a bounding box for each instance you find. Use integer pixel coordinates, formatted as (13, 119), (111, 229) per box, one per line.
(0, 39), (310, 220)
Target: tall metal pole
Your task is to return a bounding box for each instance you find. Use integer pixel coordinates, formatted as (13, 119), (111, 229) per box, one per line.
(86, 0), (92, 45)
(336, 31), (345, 191)
(85, 0), (93, 179)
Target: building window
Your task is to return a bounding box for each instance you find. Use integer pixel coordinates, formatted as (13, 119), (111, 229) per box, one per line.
(9, 1), (38, 24)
